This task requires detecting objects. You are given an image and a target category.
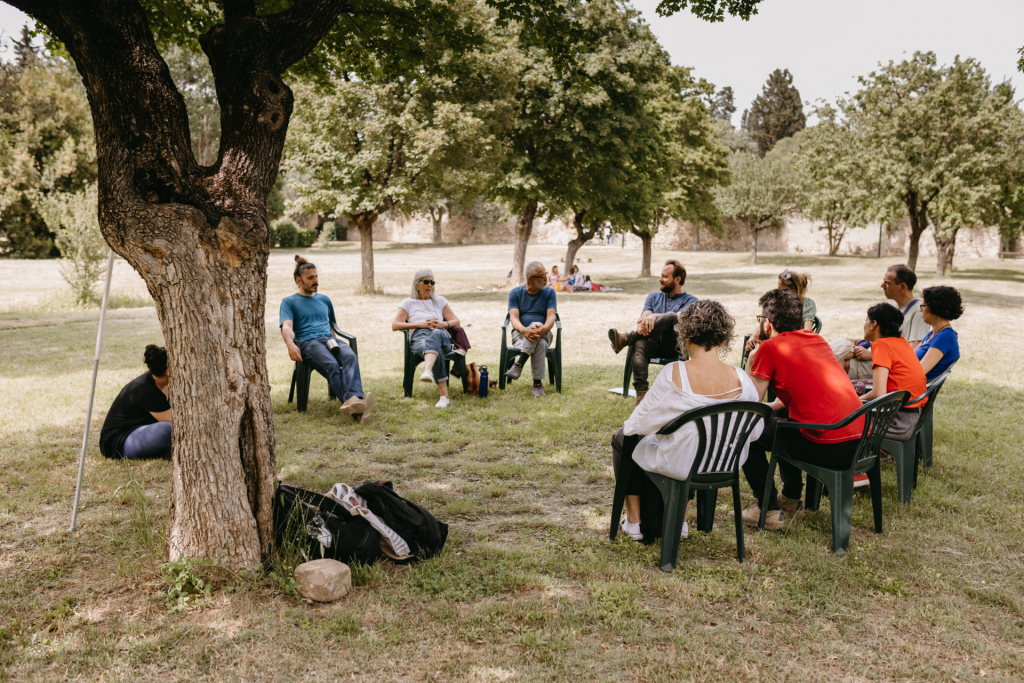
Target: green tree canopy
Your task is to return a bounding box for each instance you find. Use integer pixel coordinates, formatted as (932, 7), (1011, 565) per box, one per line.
(714, 146), (795, 265)
(741, 67), (805, 157)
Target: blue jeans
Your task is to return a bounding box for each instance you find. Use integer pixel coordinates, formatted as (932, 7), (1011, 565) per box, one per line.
(123, 421), (172, 459)
(410, 328), (452, 382)
(299, 337), (364, 402)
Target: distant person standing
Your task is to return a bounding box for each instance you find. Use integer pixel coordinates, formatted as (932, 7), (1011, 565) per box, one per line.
(99, 345), (173, 459)
(607, 260), (698, 403)
(280, 256), (374, 422)
(505, 261), (557, 397)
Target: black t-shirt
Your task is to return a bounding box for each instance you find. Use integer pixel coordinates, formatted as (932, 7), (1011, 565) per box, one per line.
(99, 373), (171, 458)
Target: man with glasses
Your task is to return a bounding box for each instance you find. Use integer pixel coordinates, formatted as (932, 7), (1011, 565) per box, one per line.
(607, 260), (697, 403)
(506, 261), (558, 396)
(833, 264), (929, 379)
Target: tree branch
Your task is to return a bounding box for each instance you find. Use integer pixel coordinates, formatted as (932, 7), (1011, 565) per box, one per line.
(223, 0), (257, 23)
(264, 0), (350, 72)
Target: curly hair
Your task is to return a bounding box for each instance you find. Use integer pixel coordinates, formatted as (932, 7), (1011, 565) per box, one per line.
(144, 344), (168, 377)
(922, 286), (964, 321)
(867, 303), (904, 338)
(758, 289), (803, 333)
(674, 300), (735, 354)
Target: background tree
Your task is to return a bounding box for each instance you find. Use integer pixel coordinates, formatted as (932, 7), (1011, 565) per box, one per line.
(707, 85), (735, 122)
(794, 105), (872, 255)
(715, 147), (795, 265)
(35, 182), (106, 304)
(11, 0), (765, 569)
(741, 68), (805, 157)
(845, 52), (1014, 272)
(629, 65), (729, 276)
(0, 31), (95, 258)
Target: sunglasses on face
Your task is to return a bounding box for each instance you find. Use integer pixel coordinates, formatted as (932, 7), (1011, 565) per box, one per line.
(420, 280), (436, 286)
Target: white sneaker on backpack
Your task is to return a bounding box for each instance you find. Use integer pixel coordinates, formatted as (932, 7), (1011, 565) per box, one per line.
(435, 396), (450, 409)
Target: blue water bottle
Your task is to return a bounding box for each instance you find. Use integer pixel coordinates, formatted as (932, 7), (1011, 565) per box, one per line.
(479, 365), (488, 398)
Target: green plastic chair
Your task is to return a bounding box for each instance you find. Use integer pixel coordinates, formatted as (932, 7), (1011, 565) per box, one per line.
(758, 390), (909, 554)
(288, 322), (357, 413)
(498, 313), (562, 392)
(741, 315), (821, 372)
(920, 362), (956, 469)
(881, 371), (952, 502)
(399, 329), (469, 398)
(610, 402), (774, 572)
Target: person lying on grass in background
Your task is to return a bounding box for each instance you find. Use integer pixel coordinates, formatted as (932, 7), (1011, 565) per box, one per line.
(607, 260), (698, 404)
(505, 261), (557, 397)
(612, 300), (763, 543)
(743, 269), (815, 363)
(392, 269), (466, 409)
(735, 289), (865, 529)
(99, 345), (172, 459)
(280, 255), (374, 422)
(857, 303), (928, 440)
(832, 264), (930, 379)
(916, 285), (963, 381)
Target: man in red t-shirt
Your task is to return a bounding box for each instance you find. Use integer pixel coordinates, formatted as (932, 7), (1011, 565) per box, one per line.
(736, 289), (865, 529)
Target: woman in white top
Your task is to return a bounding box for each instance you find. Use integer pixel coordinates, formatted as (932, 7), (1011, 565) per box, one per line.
(392, 270), (461, 408)
(612, 300), (763, 542)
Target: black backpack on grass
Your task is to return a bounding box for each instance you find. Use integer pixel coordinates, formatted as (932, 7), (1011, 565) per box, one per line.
(274, 483), (381, 565)
(354, 480), (449, 560)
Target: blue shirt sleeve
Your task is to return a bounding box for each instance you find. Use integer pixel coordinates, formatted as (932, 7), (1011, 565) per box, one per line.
(642, 292), (657, 313)
(325, 297), (337, 325)
(279, 296), (294, 328)
(932, 328), (958, 357)
(545, 287), (557, 311)
(507, 287), (520, 311)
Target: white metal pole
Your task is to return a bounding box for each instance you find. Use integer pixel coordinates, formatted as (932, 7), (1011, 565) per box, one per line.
(70, 249), (115, 532)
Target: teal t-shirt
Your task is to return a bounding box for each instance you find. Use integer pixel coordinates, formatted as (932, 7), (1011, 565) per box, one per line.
(508, 285), (557, 327)
(279, 292), (336, 343)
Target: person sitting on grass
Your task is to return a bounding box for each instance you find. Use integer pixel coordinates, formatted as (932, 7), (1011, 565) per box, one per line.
(857, 303), (928, 440)
(392, 269), (464, 409)
(99, 345), (172, 459)
(505, 261), (557, 397)
(915, 285), (963, 381)
(833, 264), (931, 379)
(612, 300), (763, 543)
(607, 260), (698, 404)
(280, 255), (374, 422)
(735, 289), (865, 529)
(743, 269), (815, 363)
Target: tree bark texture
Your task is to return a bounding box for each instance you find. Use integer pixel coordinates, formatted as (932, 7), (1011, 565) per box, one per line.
(934, 229), (958, 277)
(640, 233), (653, 277)
(351, 213), (379, 292)
(15, 0), (349, 567)
(429, 207), (444, 244)
(904, 192), (930, 272)
(511, 198), (538, 286)
(749, 226), (760, 266)
(564, 212), (597, 274)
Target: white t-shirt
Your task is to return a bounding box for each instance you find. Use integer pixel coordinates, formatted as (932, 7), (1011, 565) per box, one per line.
(624, 362), (763, 481)
(399, 296), (448, 324)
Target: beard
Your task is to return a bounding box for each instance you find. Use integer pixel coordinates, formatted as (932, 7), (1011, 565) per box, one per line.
(758, 319), (767, 340)
(660, 280), (675, 294)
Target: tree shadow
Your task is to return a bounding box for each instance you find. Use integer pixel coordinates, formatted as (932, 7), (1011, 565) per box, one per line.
(950, 267), (1024, 284)
(954, 288), (1024, 310)
(757, 254), (875, 268)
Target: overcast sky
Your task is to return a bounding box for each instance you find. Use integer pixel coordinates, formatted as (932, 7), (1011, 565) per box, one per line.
(0, 0), (1021, 126)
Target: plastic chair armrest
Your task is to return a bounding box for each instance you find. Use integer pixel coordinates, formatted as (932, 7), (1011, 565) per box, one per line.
(774, 391), (910, 432)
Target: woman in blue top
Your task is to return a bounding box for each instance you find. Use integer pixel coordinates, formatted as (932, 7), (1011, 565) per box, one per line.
(916, 285), (963, 381)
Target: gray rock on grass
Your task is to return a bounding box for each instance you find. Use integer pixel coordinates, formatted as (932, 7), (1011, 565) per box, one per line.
(294, 559), (352, 602)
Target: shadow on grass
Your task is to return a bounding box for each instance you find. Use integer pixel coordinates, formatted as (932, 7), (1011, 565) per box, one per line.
(954, 288), (1024, 309)
(950, 267), (1024, 284)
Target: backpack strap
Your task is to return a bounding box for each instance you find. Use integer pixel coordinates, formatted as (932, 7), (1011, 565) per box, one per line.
(901, 298), (920, 316)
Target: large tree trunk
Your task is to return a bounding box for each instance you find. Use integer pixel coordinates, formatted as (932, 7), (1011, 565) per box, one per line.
(749, 226), (759, 266)
(429, 207), (443, 244)
(905, 193), (930, 271)
(934, 228), (958, 278)
(564, 212), (597, 273)
(17, 0), (348, 567)
(352, 212), (379, 292)
(511, 198), (538, 286)
(640, 233), (653, 277)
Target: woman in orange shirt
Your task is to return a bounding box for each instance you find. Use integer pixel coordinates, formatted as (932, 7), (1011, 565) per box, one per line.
(858, 303), (928, 439)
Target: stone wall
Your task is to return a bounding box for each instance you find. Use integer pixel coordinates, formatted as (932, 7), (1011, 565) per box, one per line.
(352, 206), (1002, 261)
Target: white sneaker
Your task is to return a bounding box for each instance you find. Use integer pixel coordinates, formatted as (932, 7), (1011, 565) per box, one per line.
(419, 370), (434, 383)
(619, 517), (643, 541)
(435, 396), (450, 409)
(680, 521), (689, 539)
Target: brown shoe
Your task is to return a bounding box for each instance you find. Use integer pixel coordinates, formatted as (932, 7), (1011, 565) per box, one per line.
(635, 389), (648, 405)
(340, 396), (365, 415)
(356, 392), (375, 424)
(729, 504), (783, 530)
(608, 329), (628, 354)
(777, 493), (804, 516)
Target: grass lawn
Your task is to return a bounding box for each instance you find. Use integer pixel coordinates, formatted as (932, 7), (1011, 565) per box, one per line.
(1, 243), (1022, 682)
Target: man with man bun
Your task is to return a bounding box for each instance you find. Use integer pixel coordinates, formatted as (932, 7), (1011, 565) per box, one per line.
(280, 255), (374, 422)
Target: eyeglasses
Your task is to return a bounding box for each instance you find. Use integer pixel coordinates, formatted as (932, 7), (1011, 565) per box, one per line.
(756, 315), (766, 323)
(529, 273), (548, 281)
(420, 280), (436, 286)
